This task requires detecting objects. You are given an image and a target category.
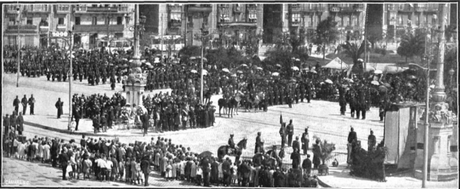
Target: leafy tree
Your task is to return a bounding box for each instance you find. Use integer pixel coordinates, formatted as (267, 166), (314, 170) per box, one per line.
(241, 32), (262, 57)
(178, 46), (201, 63)
(397, 32), (425, 63)
(340, 40), (369, 74)
(315, 16), (340, 58)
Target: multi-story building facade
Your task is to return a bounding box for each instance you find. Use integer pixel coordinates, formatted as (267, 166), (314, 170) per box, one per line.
(71, 4), (134, 49)
(383, 3), (454, 41)
(3, 3), (134, 49)
(3, 4), (52, 47)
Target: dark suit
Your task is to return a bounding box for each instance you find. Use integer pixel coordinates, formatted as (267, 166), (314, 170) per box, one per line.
(141, 158), (150, 186)
(59, 152), (69, 180)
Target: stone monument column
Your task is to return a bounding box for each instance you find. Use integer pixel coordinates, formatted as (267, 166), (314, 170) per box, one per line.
(425, 4), (457, 181)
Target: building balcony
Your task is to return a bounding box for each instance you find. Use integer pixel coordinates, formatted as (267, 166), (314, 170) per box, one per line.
(86, 6), (119, 12)
(26, 6), (51, 13)
(387, 5), (397, 11)
(329, 6), (341, 12)
(340, 7), (354, 13)
(4, 25), (37, 34)
(219, 22), (257, 28)
(233, 6), (243, 13)
(5, 5), (19, 14)
(398, 6), (413, 13)
(56, 5), (70, 13)
(353, 4), (365, 12)
(187, 5), (212, 13)
(425, 6), (438, 12)
(39, 25), (49, 33)
(168, 21), (182, 28)
(73, 25), (124, 33)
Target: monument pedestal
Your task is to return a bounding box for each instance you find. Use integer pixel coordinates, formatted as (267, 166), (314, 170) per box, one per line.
(125, 82), (146, 107)
(414, 103), (458, 181)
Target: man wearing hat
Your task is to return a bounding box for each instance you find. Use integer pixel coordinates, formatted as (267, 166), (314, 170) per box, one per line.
(302, 154), (312, 176)
(368, 130), (376, 152)
(228, 134), (235, 154)
(255, 132), (264, 154)
(292, 136), (300, 153)
(286, 120), (294, 147)
(301, 128), (310, 155)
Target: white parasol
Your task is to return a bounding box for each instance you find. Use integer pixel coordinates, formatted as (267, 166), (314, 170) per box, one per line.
(325, 79), (333, 84)
(191, 70), (197, 73)
(371, 80), (380, 85)
(222, 68), (230, 73)
(272, 72), (280, 76)
(291, 66), (299, 71)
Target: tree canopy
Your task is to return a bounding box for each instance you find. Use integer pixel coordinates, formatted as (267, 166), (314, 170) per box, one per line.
(315, 16), (340, 46)
(397, 32), (425, 63)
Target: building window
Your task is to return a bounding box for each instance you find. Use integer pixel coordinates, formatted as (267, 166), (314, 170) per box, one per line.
(92, 17), (97, 25)
(58, 17), (65, 25)
(117, 17), (122, 25)
(9, 17), (16, 25)
(292, 13), (301, 23)
(248, 12), (257, 23)
(75, 17), (80, 25)
(27, 17), (33, 25)
(115, 33), (123, 38)
(203, 16), (208, 26)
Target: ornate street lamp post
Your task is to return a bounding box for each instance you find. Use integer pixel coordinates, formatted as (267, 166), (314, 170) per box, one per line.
(125, 4), (147, 110)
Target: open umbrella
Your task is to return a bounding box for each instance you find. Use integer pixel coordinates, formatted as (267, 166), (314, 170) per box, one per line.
(291, 66), (299, 71)
(382, 83), (391, 88)
(374, 70), (383, 74)
(371, 81), (380, 85)
(378, 85), (388, 93)
(237, 70), (243, 74)
(256, 67), (263, 70)
(275, 64), (282, 68)
(241, 64), (248, 67)
(199, 151), (213, 158)
(325, 79), (333, 84)
(272, 72), (279, 76)
(310, 70), (317, 74)
(145, 62), (152, 67)
(202, 69), (208, 75)
(230, 74), (237, 77)
(190, 56), (197, 60)
(222, 68), (230, 73)
(191, 69), (197, 73)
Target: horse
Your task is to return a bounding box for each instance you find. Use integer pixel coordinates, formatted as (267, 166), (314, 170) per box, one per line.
(204, 90), (212, 104)
(227, 97), (238, 118)
(218, 98), (228, 117)
(265, 150), (283, 166)
(252, 153), (277, 168)
(217, 138), (247, 163)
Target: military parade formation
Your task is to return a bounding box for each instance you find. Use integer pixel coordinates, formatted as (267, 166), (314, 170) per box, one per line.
(2, 2), (458, 187)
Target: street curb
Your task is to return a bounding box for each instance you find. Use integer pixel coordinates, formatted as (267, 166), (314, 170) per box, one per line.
(24, 118), (223, 138)
(24, 121), (96, 136)
(317, 177), (332, 188)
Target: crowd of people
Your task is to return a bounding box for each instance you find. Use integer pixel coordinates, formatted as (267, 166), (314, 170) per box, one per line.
(3, 132), (323, 187)
(6, 44), (457, 121)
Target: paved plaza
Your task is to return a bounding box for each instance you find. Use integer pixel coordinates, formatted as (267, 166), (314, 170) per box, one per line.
(4, 72), (457, 188)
